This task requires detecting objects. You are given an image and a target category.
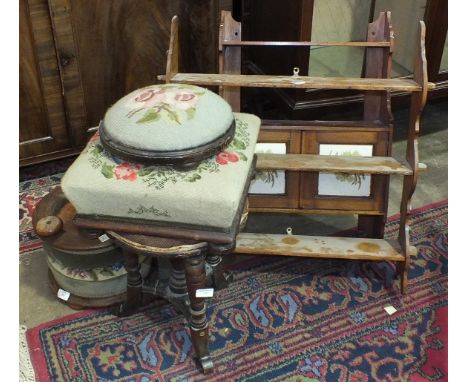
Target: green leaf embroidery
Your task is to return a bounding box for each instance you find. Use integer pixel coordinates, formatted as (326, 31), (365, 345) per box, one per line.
(92, 144), (104, 156)
(186, 107), (196, 120)
(187, 173), (202, 182)
(138, 166), (154, 177)
(101, 163), (115, 178)
(236, 151), (248, 161)
(232, 138), (246, 150)
(163, 106), (181, 124)
(137, 109), (161, 124)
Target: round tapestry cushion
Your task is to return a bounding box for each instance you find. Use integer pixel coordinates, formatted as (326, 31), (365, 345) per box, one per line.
(47, 252), (152, 299)
(100, 84), (234, 164)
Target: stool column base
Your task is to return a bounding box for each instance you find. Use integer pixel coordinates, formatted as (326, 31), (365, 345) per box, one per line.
(115, 250), (143, 316)
(185, 254), (213, 374)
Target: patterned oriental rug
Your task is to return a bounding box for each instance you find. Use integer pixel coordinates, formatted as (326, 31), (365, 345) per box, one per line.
(21, 173), (447, 381)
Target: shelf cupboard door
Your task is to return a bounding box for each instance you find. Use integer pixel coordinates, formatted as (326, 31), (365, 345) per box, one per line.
(248, 130), (301, 210)
(20, 0), (71, 164)
(300, 129), (390, 214)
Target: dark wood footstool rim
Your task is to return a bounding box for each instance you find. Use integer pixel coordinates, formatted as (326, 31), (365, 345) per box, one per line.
(99, 119), (236, 168)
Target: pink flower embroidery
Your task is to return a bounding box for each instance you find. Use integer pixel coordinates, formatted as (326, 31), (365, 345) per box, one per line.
(135, 90), (156, 102)
(114, 163), (142, 181)
(216, 151), (239, 165)
(134, 89), (166, 107)
(164, 90), (199, 110)
(126, 86), (203, 123)
(175, 93), (195, 102)
(89, 131), (100, 142)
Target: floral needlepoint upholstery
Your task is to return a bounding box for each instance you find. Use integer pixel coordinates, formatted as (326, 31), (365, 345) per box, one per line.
(101, 84), (234, 152)
(48, 253), (151, 298)
(61, 113), (260, 230)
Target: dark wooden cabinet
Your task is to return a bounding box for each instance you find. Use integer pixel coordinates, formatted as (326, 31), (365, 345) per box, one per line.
(20, 0), (222, 166)
(20, 0), (71, 163)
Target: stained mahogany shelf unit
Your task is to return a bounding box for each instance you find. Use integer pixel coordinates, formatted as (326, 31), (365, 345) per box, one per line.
(159, 11), (432, 294)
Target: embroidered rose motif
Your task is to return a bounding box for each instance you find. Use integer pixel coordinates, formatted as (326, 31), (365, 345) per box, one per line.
(135, 90), (156, 102)
(173, 91), (199, 110)
(134, 89), (166, 107)
(88, 118), (251, 189)
(216, 151), (239, 165)
(114, 163), (142, 181)
(125, 85), (203, 124)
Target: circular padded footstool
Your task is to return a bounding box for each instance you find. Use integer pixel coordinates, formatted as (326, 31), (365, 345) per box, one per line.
(99, 84), (235, 169)
(33, 187), (152, 309)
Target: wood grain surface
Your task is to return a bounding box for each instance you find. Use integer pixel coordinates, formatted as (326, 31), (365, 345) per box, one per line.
(234, 232), (410, 261)
(165, 73), (431, 91)
(256, 153), (412, 175)
(20, 0), (70, 161)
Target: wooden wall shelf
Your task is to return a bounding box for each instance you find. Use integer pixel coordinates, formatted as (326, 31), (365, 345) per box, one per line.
(256, 153), (413, 175)
(161, 11), (431, 294)
(160, 72), (432, 92)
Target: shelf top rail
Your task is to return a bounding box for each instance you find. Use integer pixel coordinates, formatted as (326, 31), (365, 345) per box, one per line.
(159, 72), (435, 92)
(221, 40), (392, 48)
(160, 16), (435, 93)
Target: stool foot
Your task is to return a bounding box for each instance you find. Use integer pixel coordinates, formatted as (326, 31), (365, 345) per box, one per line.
(185, 254), (212, 373)
(113, 302), (136, 317)
(200, 356), (214, 374)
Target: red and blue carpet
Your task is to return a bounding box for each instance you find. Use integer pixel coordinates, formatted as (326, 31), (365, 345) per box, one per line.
(20, 173), (447, 381)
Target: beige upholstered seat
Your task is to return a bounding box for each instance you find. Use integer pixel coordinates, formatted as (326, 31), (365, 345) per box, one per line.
(61, 113), (260, 230)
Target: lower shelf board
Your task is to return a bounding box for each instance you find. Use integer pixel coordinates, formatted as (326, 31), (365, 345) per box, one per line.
(234, 233), (414, 262)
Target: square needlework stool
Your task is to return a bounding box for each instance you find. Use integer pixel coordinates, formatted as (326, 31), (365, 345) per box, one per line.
(62, 112), (260, 238)
(60, 108), (260, 373)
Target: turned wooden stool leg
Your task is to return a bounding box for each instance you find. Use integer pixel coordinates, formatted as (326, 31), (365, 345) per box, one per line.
(169, 258), (187, 296)
(161, 258), (190, 316)
(184, 254), (213, 373)
(115, 249), (143, 316)
(206, 253), (232, 290)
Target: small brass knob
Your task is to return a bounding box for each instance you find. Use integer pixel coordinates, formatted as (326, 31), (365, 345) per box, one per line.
(36, 216), (63, 237)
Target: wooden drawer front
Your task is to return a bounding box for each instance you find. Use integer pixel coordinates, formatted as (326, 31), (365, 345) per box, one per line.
(300, 130), (390, 213)
(249, 130), (301, 209)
